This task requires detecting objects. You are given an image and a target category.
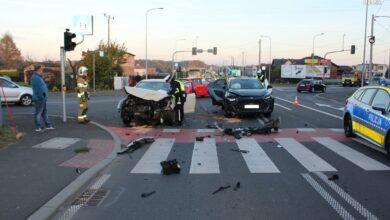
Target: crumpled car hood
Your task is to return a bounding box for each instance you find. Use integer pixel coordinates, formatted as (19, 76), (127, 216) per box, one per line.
(124, 86), (170, 102)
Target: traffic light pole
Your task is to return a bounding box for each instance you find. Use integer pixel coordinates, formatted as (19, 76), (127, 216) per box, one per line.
(60, 47), (67, 122)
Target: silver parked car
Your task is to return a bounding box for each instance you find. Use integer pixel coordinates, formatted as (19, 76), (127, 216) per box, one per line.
(0, 76), (33, 106)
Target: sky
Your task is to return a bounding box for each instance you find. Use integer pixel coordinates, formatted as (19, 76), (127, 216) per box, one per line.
(1, 0), (390, 66)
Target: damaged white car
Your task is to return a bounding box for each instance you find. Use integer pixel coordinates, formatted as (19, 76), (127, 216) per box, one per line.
(117, 79), (177, 125)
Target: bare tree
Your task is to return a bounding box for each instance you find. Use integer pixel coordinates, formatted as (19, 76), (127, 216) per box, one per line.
(0, 33), (22, 68)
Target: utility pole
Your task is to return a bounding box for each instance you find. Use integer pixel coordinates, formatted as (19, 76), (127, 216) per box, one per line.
(104, 13), (114, 45)
(369, 14), (375, 82)
(362, 0), (369, 86)
(258, 39), (262, 70)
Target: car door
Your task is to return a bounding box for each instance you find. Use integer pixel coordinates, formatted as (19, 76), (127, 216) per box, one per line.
(352, 88), (378, 141)
(208, 79), (226, 105)
(367, 89), (390, 146)
(0, 78), (20, 102)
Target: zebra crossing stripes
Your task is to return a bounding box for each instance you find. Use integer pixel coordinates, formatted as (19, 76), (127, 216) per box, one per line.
(313, 137), (390, 171)
(190, 138), (220, 174)
(131, 138), (175, 174)
(236, 138), (280, 173)
(275, 138), (337, 172)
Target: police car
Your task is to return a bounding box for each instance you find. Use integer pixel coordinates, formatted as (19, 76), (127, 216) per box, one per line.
(344, 86), (390, 159)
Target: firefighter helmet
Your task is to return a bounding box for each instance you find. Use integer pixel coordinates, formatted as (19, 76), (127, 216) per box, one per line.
(78, 66), (88, 76)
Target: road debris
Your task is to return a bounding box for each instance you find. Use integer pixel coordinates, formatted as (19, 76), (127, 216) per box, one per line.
(117, 137), (155, 155)
(328, 174), (339, 181)
(160, 159), (181, 175)
(230, 149), (249, 154)
(75, 168), (81, 174)
(233, 182), (241, 191)
(141, 191), (156, 198)
(196, 137), (204, 142)
(221, 117), (281, 139)
(212, 185), (231, 195)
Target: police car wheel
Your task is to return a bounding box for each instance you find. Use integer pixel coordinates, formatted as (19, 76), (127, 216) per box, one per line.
(344, 114), (355, 137)
(385, 135), (390, 160)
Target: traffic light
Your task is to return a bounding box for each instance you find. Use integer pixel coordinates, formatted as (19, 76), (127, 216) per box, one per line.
(64, 30), (77, 51)
(350, 45), (355, 54)
(213, 47), (217, 55)
(192, 47), (197, 55)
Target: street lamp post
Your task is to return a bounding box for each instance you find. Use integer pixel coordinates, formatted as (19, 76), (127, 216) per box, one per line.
(261, 35), (271, 83)
(312, 33), (324, 79)
(258, 38), (262, 70)
(145, 7), (163, 80)
(104, 13), (114, 45)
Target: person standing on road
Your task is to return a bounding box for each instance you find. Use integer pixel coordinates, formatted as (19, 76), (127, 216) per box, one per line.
(31, 65), (55, 132)
(76, 66), (90, 124)
(168, 76), (186, 125)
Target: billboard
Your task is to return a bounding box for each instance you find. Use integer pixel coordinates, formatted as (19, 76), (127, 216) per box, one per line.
(281, 65), (330, 78)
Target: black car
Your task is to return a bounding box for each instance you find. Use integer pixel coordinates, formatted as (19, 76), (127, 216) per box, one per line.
(296, 79), (326, 93)
(208, 77), (274, 117)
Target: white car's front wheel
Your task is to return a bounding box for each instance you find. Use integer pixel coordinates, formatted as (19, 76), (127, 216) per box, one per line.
(20, 94), (32, 106)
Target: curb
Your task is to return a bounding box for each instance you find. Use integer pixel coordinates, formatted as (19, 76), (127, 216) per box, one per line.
(27, 120), (122, 220)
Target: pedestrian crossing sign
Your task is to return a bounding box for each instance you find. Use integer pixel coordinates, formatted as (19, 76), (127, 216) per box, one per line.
(73, 15), (93, 35)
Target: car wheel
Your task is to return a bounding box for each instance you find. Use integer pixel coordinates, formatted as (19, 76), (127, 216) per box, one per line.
(309, 88), (313, 93)
(297, 90), (301, 93)
(321, 87), (326, 93)
(264, 112), (272, 118)
(344, 114), (355, 137)
(385, 134), (390, 161)
(19, 94), (32, 106)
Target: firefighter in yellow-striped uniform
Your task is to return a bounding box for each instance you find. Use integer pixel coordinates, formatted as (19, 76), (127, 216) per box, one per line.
(168, 76), (186, 125)
(76, 66), (90, 123)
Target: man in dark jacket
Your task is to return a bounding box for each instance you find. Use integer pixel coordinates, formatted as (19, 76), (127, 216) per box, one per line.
(31, 65), (54, 132)
(168, 76), (186, 125)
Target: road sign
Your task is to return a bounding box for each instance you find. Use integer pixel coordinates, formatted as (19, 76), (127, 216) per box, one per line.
(73, 16), (93, 35)
(304, 59), (318, 64)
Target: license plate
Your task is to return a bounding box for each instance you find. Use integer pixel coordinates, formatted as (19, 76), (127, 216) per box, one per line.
(245, 104), (259, 109)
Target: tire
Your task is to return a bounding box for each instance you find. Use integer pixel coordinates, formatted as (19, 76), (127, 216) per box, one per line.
(19, 94), (32, 106)
(385, 134), (390, 161)
(264, 111), (272, 118)
(297, 90), (301, 93)
(321, 87), (326, 93)
(309, 88), (313, 93)
(344, 114), (355, 137)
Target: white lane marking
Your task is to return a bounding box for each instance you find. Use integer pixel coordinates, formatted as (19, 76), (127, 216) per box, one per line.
(315, 103), (344, 112)
(58, 174), (111, 220)
(275, 97), (343, 120)
(190, 138), (220, 174)
(275, 103), (292, 111)
(330, 128), (344, 132)
(236, 138), (280, 173)
(313, 137), (390, 171)
(275, 138), (337, 172)
(131, 138), (175, 174)
(297, 128), (316, 132)
(163, 129), (181, 133)
(32, 137), (81, 149)
(301, 173), (355, 220)
(315, 172), (379, 220)
(197, 129), (215, 133)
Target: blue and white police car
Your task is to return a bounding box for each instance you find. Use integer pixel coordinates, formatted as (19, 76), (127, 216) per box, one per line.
(344, 86), (390, 159)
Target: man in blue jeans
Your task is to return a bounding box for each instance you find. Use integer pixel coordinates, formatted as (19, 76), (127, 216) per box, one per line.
(31, 65), (55, 132)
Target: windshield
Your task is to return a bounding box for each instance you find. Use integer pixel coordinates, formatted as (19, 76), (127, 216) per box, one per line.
(136, 81), (170, 91)
(229, 79), (264, 89)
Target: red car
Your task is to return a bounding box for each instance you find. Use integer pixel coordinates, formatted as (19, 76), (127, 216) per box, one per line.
(181, 78), (209, 97)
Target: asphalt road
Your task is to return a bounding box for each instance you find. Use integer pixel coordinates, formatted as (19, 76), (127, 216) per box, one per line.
(5, 85), (390, 220)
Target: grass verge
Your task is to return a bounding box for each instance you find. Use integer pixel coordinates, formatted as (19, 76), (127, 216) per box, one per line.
(0, 126), (17, 149)
(74, 147), (91, 153)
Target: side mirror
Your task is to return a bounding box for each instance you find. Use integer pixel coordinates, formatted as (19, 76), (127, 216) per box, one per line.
(372, 104), (387, 114)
